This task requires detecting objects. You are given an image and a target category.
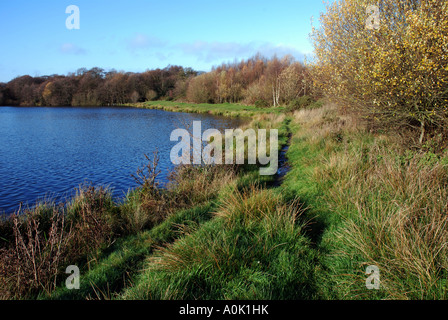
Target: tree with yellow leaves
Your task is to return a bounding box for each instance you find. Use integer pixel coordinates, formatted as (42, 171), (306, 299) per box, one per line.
(312, 0), (448, 143)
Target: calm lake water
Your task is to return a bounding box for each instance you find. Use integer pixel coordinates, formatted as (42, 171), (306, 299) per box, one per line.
(0, 106), (243, 215)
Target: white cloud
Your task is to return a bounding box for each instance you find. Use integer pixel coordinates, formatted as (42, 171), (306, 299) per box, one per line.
(178, 41), (305, 64)
(60, 43), (86, 55)
(126, 33), (167, 52)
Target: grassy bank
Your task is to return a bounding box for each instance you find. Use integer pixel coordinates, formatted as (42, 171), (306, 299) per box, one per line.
(0, 108), (296, 300)
(281, 104), (448, 299)
(120, 186), (318, 300)
(127, 100), (285, 117)
(1, 101), (447, 300)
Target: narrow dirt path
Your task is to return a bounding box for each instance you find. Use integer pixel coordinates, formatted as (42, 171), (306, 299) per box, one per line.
(269, 132), (292, 188)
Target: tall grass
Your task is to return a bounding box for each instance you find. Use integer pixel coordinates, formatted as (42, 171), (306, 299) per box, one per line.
(321, 144), (448, 299)
(121, 185), (318, 300)
(45, 202), (216, 300)
(284, 103), (448, 299)
(65, 186), (116, 258)
(167, 164), (238, 206)
(0, 205), (70, 299)
(0, 185), (117, 299)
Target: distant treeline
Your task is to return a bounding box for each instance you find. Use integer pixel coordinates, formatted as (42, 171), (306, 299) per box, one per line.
(0, 54), (314, 108)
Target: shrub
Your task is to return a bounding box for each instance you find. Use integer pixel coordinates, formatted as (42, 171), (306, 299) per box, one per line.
(117, 151), (172, 234)
(0, 185), (119, 299)
(118, 188), (169, 235)
(286, 95), (314, 112)
(186, 72), (217, 103)
(145, 89), (157, 101)
(255, 99), (271, 108)
(308, 99), (324, 110)
(0, 214), (16, 250)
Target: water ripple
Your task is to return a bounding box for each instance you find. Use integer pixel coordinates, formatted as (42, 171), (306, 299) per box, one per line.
(0, 106), (243, 215)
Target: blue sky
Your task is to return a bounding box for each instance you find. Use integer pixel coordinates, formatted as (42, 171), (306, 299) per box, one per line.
(0, 0), (329, 82)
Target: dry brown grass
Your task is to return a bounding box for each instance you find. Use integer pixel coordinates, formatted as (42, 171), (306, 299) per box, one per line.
(0, 207), (72, 298)
(66, 186), (115, 258)
(0, 185), (117, 299)
(167, 164), (238, 208)
(328, 150), (448, 299)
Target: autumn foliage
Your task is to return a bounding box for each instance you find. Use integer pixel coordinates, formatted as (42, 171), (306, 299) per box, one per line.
(0, 66), (197, 107)
(311, 0), (448, 142)
(205, 55), (313, 107)
(0, 55), (313, 109)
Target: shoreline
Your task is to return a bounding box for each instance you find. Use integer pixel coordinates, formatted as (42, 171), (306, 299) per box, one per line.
(1, 104), (294, 300)
(0, 104), (259, 216)
(4, 101), (444, 300)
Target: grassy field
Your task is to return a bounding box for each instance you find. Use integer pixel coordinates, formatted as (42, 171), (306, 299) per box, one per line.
(127, 100), (286, 117)
(1, 101), (447, 300)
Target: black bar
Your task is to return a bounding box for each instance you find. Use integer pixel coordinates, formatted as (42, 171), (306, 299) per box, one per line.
(1, 300), (447, 319)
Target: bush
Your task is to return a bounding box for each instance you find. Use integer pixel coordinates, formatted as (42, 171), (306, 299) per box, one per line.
(308, 99), (324, 110)
(186, 72), (217, 103)
(145, 89), (157, 101)
(287, 96), (314, 112)
(255, 99), (271, 108)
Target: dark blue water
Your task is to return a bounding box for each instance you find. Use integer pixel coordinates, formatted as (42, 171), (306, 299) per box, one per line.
(0, 106), (243, 215)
